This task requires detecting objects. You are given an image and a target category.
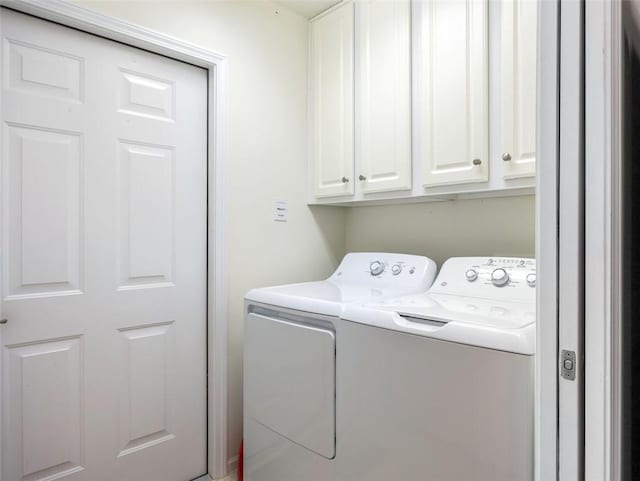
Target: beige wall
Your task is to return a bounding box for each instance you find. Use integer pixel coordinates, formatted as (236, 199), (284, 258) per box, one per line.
(345, 196), (536, 267)
(70, 1), (535, 474)
(72, 0), (346, 469)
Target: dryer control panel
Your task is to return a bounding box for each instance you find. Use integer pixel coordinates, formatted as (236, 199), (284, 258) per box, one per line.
(329, 252), (438, 291)
(428, 257), (536, 303)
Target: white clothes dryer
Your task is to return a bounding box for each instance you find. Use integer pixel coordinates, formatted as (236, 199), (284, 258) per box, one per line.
(243, 253), (438, 481)
(338, 257), (536, 481)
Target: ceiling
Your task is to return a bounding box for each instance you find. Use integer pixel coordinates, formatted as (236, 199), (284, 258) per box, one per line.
(275, 0), (341, 19)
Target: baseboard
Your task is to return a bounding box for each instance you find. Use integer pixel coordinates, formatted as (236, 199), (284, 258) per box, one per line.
(226, 455), (239, 474)
(217, 470), (237, 481)
(199, 456), (237, 481)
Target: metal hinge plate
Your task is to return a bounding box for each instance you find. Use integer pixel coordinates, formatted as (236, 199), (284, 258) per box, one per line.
(561, 349), (576, 380)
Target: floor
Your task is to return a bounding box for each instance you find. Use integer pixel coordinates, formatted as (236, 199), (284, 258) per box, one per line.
(194, 473), (236, 481)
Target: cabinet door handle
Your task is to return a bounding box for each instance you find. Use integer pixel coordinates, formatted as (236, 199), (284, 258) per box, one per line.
(0, 318), (7, 325)
(472, 158), (482, 166)
(341, 176), (349, 183)
(502, 152), (512, 161)
(359, 174), (367, 181)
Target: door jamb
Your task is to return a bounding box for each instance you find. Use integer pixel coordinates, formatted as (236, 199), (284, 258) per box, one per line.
(558, 1), (586, 479)
(584, 1), (619, 480)
(0, 1), (229, 479)
(536, 1), (560, 480)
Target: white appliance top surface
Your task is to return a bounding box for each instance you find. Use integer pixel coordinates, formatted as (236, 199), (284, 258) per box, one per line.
(341, 257), (537, 354)
(375, 292), (535, 329)
(245, 252), (438, 317)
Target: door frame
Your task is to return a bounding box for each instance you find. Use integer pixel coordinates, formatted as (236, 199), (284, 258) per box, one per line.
(558, 1), (585, 479)
(536, 1), (560, 480)
(552, 2), (622, 480)
(0, 1), (229, 479)
(584, 1), (619, 480)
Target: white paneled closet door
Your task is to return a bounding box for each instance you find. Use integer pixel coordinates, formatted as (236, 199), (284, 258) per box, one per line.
(501, 0), (537, 179)
(357, 0), (412, 193)
(0, 9), (207, 481)
(311, 2), (355, 198)
(418, 0), (489, 187)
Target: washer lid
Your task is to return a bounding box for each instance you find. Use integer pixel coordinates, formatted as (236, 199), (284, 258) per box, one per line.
(341, 293), (536, 355)
(382, 292), (535, 330)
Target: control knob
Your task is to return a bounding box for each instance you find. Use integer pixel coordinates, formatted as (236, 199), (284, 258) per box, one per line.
(391, 264), (402, 276)
(465, 269), (478, 282)
(370, 260), (385, 276)
(491, 268), (510, 287)
(526, 273), (536, 288)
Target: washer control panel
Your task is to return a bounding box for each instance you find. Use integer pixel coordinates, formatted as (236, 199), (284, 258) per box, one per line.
(465, 269), (479, 282)
(526, 273), (536, 287)
(430, 257), (536, 302)
(490, 268), (510, 286)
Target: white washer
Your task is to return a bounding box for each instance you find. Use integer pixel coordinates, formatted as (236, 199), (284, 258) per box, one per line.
(338, 257), (536, 481)
(243, 253), (438, 481)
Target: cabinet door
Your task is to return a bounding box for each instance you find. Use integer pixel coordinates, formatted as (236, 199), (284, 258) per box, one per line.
(501, 0), (537, 179)
(311, 3), (355, 198)
(419, 0), (489, 187)
(358, 0), (412, 193)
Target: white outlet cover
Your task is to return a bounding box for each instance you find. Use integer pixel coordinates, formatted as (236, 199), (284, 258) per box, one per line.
(274, 200), (288, 222)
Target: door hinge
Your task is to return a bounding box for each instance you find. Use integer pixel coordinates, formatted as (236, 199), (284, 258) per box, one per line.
(561, 349), (576, 380)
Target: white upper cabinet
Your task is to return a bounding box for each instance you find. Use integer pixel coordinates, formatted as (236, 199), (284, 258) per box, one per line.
(358, 0), (412, 193)
(501, 0), (537, 179)
(311, 2), (355, 198)
(308, 0), (537, 205)
(419, 0), (489, 187)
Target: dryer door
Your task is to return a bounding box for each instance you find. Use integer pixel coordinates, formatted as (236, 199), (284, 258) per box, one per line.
(245, 311), (336, 459)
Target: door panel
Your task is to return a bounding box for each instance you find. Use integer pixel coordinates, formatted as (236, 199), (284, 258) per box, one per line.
(4, 336), (84, 481)
(118, 69), (175, 121)
(358, 0), (412, 193)
(245, 313), (336, 459)
(311, 2), (355, 198)
(419, 0), (489, 187)
(118, 141), (175, 289)
(501, 0), (537, 179)
(5, 38), (83, 101)
(1, 9), (207, 481)
(5, 124), (82, 298)
(117, 322), (176, 457)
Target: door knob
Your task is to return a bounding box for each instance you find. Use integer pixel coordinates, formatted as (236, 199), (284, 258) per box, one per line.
(472, 158), (482, 166)
(341, 176), (349, 183)
(359, 174), (366, 181)
(502, 152), (512, 161)
(0, 318), (7, 324)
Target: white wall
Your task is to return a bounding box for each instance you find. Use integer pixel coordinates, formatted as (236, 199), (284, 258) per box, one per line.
(72, 0), (346, 472)
(345, 196), (536, 266)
